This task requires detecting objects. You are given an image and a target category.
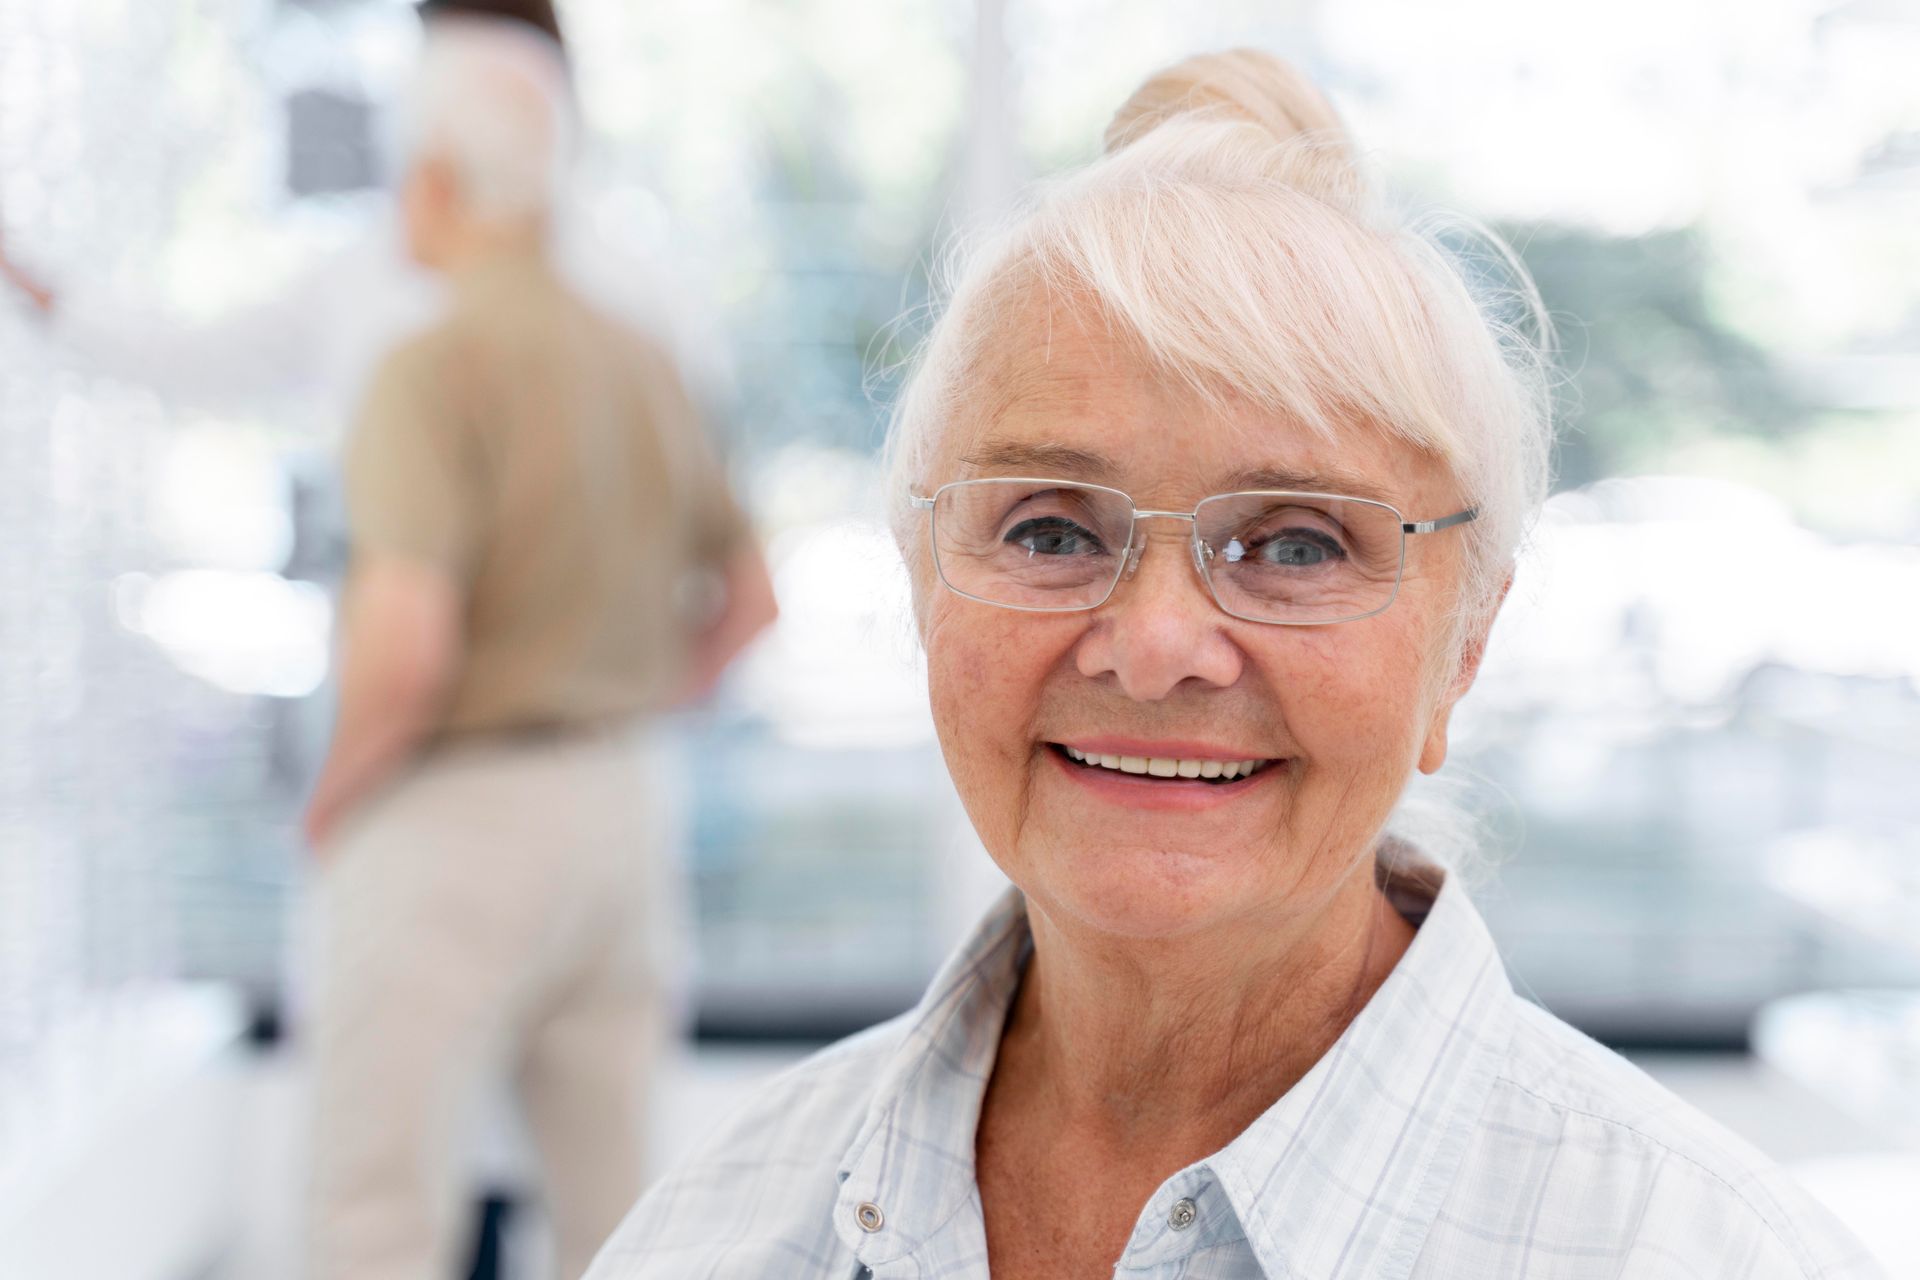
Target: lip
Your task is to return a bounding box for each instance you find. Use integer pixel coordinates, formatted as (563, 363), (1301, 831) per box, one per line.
(1052, 737), (1275, 762)
(1044, 743), (1287, 811)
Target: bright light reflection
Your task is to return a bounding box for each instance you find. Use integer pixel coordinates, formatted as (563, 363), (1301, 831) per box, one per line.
(734, 519), (932, 750)
(151, 431), (293, 573)
(1483, 475), (1920, 714)
(119, 570), (331, 699)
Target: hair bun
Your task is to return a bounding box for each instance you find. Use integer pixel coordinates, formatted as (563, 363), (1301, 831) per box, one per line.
(1105, 49), (1349, 152)
(1103, 49), (1363, 207)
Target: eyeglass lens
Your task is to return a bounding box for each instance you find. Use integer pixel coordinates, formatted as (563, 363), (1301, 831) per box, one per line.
(931, 479), (1406, 623)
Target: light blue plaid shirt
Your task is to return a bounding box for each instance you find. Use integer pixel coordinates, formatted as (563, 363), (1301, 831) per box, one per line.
(588, 861), (1882, 1279)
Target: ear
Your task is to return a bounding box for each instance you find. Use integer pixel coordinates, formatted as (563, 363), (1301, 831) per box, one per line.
(420, 154), (462, 211)
(1417, 572), (1512, 775)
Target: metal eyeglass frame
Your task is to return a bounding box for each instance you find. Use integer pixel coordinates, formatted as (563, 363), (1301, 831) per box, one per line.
(908, 477), (1478, 626)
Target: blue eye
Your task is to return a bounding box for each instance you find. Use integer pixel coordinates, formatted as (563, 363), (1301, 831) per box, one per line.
(1228, 529), (1347, 567)
(1006, 517), (1104, 557)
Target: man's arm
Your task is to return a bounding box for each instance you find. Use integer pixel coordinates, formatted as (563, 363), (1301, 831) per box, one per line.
(0, 230), (54, 313)
(673, 541), (778, 707)
(303, 555), (464, 848)
(2, 224), (358, 413)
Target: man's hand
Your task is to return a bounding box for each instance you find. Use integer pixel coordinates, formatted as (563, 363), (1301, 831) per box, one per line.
(304, 555), (464, 852)
(302, 786), (354, 851)
(0, 228), (56, 314)
(672, 542), (779, 707)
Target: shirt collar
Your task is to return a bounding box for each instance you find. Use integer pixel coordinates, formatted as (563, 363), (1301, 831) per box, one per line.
(833, 853), (1516, 1279)
(833, 888), (1029, 1264)
(1202, 854), (1515, 1278)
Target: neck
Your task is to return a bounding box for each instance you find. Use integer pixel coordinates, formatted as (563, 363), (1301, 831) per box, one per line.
(997, 858), (1416, 1157)
(434, 216), (548, 276)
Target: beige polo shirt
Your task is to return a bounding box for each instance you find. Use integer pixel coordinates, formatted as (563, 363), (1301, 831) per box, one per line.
(344, 248), (749, 737)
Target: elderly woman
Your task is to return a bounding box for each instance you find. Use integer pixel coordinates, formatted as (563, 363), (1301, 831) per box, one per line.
(586, 51), (1878, 1280)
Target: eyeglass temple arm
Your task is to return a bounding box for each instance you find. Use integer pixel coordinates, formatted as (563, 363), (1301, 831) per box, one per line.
(1403, 507), (1477, 535)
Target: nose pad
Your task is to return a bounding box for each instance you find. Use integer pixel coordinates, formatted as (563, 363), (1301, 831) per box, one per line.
(1190, 536), (1211, 583)
(1123, 540), (1146, 580)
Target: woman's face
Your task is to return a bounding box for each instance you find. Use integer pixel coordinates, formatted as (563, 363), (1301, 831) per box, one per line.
(917, 297), (1488, 942)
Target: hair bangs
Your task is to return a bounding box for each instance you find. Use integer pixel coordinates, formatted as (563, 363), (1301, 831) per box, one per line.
(1023, 161), (1469, 472)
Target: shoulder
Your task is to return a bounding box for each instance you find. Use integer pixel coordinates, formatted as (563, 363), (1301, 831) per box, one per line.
(1428, 997), (1882, 1278)
(354, 321), (462, 413)
(387, 271), (569, 373)
(341, 327), (473, 479)
(584, 1015), (912, 1279)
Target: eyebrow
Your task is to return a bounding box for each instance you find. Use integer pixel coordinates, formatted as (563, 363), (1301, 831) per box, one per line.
(956, 441), (1115, 479)
(956, 440), (1402, 508)
(1219, 466), (1401, 508)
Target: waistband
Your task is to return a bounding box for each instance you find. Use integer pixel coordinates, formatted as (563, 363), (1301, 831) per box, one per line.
(434, 715), (647, 753)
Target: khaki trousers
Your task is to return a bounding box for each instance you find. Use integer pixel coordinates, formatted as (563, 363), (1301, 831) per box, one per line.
(307, 730), (672, 1280)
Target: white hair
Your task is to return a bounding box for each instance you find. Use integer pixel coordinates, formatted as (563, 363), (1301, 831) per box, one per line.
(881, 50), (1558, 868)
(884, 50), (1555, 645)
(402, 17), (574, 222)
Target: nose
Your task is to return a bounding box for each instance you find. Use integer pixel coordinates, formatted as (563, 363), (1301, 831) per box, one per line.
(1075, 520), (1244, 701)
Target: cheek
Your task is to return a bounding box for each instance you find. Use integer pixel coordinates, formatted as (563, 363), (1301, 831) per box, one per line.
(924, 604), (1067, 798)
(928, 608), (1034, 747)
(1271, 620), (1435, 767)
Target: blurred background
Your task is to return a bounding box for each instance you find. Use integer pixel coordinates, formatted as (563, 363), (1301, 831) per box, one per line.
(0, 0), (1917, 1276)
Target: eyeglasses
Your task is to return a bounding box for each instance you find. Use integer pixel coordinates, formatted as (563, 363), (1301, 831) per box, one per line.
(909, 477), (1477, 626)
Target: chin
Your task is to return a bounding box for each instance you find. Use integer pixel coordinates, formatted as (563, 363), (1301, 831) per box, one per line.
(1016, 837), (1273, 942)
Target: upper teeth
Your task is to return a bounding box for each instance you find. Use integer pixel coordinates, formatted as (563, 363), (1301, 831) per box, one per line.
(1062, 746), (1270, 780)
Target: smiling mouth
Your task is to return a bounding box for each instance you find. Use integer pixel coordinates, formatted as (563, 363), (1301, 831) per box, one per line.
(1050, 743), (1278, 783)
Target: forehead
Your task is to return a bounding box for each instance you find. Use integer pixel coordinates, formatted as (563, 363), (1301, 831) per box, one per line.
(940, 287), (1448, 513)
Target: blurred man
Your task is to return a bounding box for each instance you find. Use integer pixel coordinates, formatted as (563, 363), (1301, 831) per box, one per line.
(420, 0), (564, 45)
(0, 1), (691, 444)
(0, 4), (732, 823)
(302, 24), (777, 1280)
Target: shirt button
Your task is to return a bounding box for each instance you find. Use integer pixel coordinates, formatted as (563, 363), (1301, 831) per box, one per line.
(855, 1201), (885, 1232)
(1168, 1197), (1198, 1231)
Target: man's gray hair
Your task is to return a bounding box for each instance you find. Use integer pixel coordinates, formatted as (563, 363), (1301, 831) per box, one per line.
(402, 17), (574, 221)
